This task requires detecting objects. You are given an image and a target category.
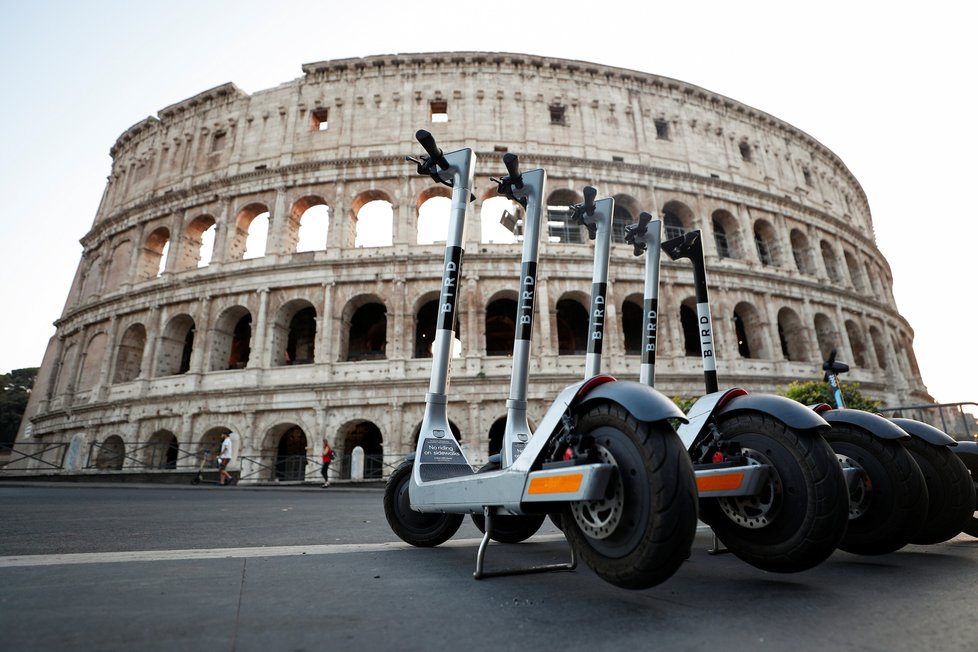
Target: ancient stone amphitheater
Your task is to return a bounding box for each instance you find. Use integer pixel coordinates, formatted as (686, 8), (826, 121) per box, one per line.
(15, 52), (929, 483)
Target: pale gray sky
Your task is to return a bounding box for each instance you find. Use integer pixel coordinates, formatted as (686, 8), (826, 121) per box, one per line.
(1, 1), (974, 413)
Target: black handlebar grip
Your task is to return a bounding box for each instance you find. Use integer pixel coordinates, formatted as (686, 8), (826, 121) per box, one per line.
(416, 129), (447, 167)
(583, 186), (597, 215)
(638, 212), (653, 230)
(503, 152), (520, 179)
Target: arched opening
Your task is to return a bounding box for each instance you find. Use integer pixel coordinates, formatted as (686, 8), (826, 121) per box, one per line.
(348, 302), (387, 361)
(77, 332), (107, 391)
(556, 297), (589, 355)
(138, 226), (170, 280)
(485, 297), (517, 356)
(662, 200), (694, 240)
(417, 194), (451, 245)
(814, 313), (838, 362)
(869, 326), (888, 370)
(712, 210), (740, 259)
(156, 314), (195, 377)
(198, 427), (229, 462)
(146, 430), (179, 469)
(103, 240), (133, 292)
(178, 215), (216, 270)
(777, 308), (808, 362)
(546, 189), (584, 244)
(846, 320), (869, 368)
(481, 195), (520, 244)
(414, 297), (462, 358)
(680, 300), (700, 356)
(621, 295), (644, 355)
(753, 220), (778, 266)
(113, 323), (146, 383)
(229, 203), (270, 260)
(821, 240), (842, 283)
(488, 417), (506, 456)
(293, 199), (330, 253)
(733, 302), (767, 359)
(790, 229), (814, 274)
(338, 421), (385, 480)
(210, 307), (252, 371)
(243, 212), (270, 259)
(276, 426), (308, 481)
(845, 251), (866, 293)
(612, 204), (634, 244)
(287, 307), (317, 365)
(96, 435), (125, 470)
(354, 197), (394, 247)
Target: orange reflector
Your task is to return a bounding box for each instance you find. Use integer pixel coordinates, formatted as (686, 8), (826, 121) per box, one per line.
(697, 472), (745, 493)
(528, 473), (584, 495)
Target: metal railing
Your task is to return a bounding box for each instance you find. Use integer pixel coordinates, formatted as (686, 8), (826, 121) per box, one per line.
(878, 401), (978, 441)
(0, 442), (69, 471)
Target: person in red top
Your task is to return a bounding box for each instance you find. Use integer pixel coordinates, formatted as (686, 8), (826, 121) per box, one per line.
(321, 439), (334, 488)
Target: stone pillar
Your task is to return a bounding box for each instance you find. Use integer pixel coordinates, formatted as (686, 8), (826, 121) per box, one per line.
(251, 288), (271, 368)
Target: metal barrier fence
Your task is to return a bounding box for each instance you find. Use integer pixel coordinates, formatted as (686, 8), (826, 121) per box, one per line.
(878, 402), (978, 441)
(0, 442), (68, 471)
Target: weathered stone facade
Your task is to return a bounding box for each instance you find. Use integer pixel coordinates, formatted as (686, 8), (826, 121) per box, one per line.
(15, 52), (929, 482)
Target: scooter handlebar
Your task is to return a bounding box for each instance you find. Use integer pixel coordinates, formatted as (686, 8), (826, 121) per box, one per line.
(503, 152), (521, 181)
(415, 129), (448, 168)
(583, 186), (597, 216)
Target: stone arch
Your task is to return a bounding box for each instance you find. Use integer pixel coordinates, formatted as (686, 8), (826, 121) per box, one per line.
(753, 219), (779, 267)
(813, 312), (838, 361)
(210, 306), (253, 370)
(621, 293), (644, 356)
(336, 420), (385, 480)
(662, 200), (694, 239)
(55, 341), (79, 397)
(712, 209), (741, 259)
(177, 214), (217, 271)
(271, 299), (316, 366)
(343, 295), (387, 361)
(290, 195), (330, 253)
(76, 331), (107, 391)
(481, 195), (520, 244)
(79, 254), (104, 300)
(844, 251), (866, 293)
(733, 302), (767, 359)
(352, 190), (394, 248)
(413, 292), (462, 359)
(146, 429), (179, 469)
(556, 293), (589, 355)
(485, 293), (517, 356)
(488, 416), (506, 456)
(95, 434), (125, 470)
(417, 187), (452, 245)
(820, 240), (842, 283)
(612, 201), (635, 244)
(546, 188), (584, 244)
(790, 229), (814, 274)
(113, 323), (146, 383)
(138, 226), (170, 280)
(845, 319), (869, 368)
(198, 426), (231, 460)
(103, 239), (133, 291)
(869, 325), (888, 370)
(229, 202), (270, 260)
(156, 314), (195, 377)
(265, 423), (308, 481)
(777, 307), (808, 362)
(680, 298), (700, 357)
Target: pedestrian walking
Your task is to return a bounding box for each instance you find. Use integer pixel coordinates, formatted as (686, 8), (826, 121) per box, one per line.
(321, 439), (334, 487)
(218, 432), (234, 486)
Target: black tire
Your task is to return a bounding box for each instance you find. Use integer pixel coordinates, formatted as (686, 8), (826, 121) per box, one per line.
(383, 460), (463, 547)
(191, 476), (201, 485)
(560, 403), (698, 590)
(823, 425), (928, 555)
(470, 462), (545, 543)
(902, 438), (976, 544)
(698, 412), (849, 573)
(961, 458), (978, 538)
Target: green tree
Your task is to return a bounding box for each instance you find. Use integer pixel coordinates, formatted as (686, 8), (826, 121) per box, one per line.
(1, 367), (38, 447)
(780, 379), (881, 412)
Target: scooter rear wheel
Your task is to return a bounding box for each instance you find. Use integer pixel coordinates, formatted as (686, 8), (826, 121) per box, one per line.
(822, 425), (928, 555)
(902, 438), (975, 544)
(560, 403), (698, 590)
(384, 460), (463, 547)
(698, 412), (849, 573)
(470, 461), (546, 543)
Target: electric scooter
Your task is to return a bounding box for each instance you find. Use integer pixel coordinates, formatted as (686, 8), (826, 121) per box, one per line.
(822, 350), (975, 544)
(624, 220), (849, 572)
(383, 131), (698, 589)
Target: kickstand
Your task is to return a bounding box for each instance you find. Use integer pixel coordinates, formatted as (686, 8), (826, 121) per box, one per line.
(707, 531), (731, 555)
(473, 506), (577, 579)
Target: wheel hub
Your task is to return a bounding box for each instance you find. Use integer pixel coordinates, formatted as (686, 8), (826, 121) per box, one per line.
(570, 445), (623, 540)
(836, 453), (871, 520)
(717, 448), (781, 529)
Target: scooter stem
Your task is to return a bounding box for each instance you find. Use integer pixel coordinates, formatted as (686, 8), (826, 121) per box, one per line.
(573, 188), (614, 379)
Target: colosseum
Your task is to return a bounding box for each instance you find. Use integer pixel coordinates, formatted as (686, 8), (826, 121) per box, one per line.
(13, 51), (930, 483)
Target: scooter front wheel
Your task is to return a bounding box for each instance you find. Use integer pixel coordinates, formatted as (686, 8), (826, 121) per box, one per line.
(561, 403), (698, 590)
(698, 412), (849, 573)
(470, 461), (545, 543)
(902, 438), (975, 544)
(823, 425), (928, 555)
(384, 460), (463, 547)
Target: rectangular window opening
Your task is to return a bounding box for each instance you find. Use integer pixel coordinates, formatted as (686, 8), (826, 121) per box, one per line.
(430, 100), (448, 123)
(211, 131), (226, 153)
(654, 119), (670, 140)
(312, 108), (329, 131)
(549, 105), (567, 125)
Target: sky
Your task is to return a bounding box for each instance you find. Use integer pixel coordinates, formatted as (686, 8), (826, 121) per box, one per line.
(0, 1), (974, 415)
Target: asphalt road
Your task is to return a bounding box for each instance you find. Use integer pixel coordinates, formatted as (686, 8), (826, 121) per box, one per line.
(1, 483), (976, 652)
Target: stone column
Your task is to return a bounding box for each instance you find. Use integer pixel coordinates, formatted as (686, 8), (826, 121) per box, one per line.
(251, 288), (271, 368)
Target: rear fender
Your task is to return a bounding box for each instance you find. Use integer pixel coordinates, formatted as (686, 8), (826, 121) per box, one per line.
(818, 408), (909, 440)
(715, 393), (830, 432)
(576, 378), (687, 425)
(890, 417), (957, 447)
(953, 440), (978, 475)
